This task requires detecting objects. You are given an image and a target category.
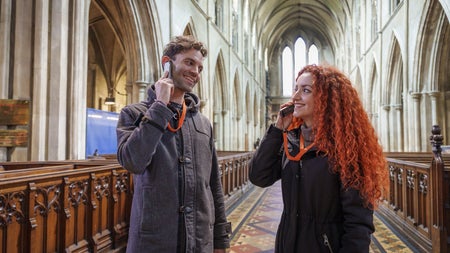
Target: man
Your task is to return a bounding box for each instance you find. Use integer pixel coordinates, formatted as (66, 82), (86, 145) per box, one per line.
(117, 35), (231, 253)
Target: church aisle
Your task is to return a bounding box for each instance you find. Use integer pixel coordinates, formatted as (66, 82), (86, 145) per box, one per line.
(226, 181), (417, 253)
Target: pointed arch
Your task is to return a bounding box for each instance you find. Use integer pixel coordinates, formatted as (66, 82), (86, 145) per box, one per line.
(104, 0), (162, 103)
(245, 84), (252, 123)
(384, 34), (404, 151)
(182, 22), (204, 102)
(253, 90), (258, 126)
(212, 50), (228, 150)
(414, 0), (450, 147)
(214, 51), (229, 111)
(354, 66), (363, 100)
(233, 71), (242, 119)
(369, 60), (379, 130)
(386, 36), (403, 105)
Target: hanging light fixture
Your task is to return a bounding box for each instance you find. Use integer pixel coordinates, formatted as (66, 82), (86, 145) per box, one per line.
(104, 95), (115, 105)
(105, 84), (116, 105)
(104, 96), (115, 105)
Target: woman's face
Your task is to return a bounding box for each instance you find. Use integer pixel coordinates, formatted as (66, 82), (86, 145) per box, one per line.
(292, 72), (315, 127)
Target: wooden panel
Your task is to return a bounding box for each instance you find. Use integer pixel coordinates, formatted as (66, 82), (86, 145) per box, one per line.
(0, 99), (30, 125)
(0, 154), (254, 253)
(0, 129), (28, 147)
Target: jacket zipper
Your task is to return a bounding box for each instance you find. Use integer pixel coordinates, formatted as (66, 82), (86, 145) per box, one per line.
(322, 233), (334, 253)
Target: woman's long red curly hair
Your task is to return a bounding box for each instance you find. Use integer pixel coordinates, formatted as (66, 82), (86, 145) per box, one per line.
(294, 64), (388, 209)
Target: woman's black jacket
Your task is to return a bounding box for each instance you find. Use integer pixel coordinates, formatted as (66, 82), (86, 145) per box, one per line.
(249, 125), (374, 253)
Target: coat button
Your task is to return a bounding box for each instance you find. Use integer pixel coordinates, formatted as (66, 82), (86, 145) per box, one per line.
(185, 206), (192, 213)
(179, 156), (192, 164)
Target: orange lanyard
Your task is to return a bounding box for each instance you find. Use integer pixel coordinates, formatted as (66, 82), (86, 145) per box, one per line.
(167, 102), (186, 132)
(282, 131), (314, 161)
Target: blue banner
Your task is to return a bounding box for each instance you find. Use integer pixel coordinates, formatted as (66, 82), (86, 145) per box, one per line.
(86, 108), (119, 157)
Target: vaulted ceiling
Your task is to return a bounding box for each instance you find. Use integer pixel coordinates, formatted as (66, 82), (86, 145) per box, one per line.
(251, 0), (351, 59)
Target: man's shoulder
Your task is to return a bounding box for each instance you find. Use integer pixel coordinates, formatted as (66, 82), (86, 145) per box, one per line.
(122, 101), (148, 113)
(120, 102), (148, 117)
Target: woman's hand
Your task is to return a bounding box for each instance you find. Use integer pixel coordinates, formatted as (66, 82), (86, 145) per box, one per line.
(274, 102), (294, 130)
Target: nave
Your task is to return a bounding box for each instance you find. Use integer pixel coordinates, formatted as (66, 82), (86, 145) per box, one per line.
(227, 181), (419, 253)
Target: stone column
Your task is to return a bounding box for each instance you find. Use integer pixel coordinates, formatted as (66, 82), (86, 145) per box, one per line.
(382, 105), (391, 151)
(428, 91), (441, 125)
(0, 0), (12, 97)
(31, 0), (50, 161)
(410, 92), (422, 151)
(0, 0), (12, 161)
(213, 111), (222, 150)
(68, 0), (90, 159)
(393, 104), (403, 151)
(222, 110), (228, 150)
(135, 81), (151, 102)
(46, 0), (70, 160)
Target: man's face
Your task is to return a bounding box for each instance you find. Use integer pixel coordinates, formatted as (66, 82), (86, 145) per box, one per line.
(171, 48), (204, 93)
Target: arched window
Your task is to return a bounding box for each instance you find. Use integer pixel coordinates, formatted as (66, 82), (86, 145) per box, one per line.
(232, 0), (239, 51)
(282, 37), (321, 97)
(282, 47), (293, 96)
(308, 44), (318, 64)
(214, 0), (223, 31)
(294, 38), (306, 73)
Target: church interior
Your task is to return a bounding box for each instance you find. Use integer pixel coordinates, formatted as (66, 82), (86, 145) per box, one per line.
(1, 0), (450, 252)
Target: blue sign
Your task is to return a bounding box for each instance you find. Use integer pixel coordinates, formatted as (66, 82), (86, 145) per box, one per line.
(86, 108), (119, 157)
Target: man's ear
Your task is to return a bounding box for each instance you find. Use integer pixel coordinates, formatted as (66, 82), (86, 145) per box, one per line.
(161, 56), (171, 66)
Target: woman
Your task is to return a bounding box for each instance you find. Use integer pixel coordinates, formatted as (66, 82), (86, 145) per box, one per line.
(249, 64), (388, 253)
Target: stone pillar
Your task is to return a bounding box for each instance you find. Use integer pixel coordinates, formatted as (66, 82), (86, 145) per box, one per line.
(8, 0), (33, 161)
(213, 111), (222, 150)
(428, 91), (440, 125)
(410, 92), (422, 151)
(393, 104), (403, 151)
(125, 82), (134, 105)
(0, 0), (9, 161)
(0, 0), (12, 97)
(31, 0), (50, 161)
(68, 0), (90, 159)
(47, 0), (70, 160)
(222, 110), (228, 150)
(135, 81), (150, 102)
(382, 105), (391, 151)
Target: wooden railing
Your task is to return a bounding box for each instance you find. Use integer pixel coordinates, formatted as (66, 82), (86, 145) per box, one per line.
(0, 152), (253, 253)
(380, 125), (449, 253)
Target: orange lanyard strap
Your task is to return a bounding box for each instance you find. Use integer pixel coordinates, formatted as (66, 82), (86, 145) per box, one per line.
(282, 131), (314, 161)
(167, 102), (186, 132)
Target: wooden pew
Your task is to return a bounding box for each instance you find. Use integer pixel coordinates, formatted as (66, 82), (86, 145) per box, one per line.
(378, 125), (449, 253)
(0, 160), (131, 253)
(0, 164), (75, 180)
(0, 152), (253, 253)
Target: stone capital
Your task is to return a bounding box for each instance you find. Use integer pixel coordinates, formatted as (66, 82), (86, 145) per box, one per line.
(427, 91), (441, 98)
(392, 104), (402, 111)
(410, 92), (422, 100)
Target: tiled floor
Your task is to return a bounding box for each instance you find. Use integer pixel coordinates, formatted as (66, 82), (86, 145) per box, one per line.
(226, 181), (417, 253)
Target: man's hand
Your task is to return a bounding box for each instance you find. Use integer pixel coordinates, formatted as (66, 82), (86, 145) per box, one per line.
(154, 71), (173, 104)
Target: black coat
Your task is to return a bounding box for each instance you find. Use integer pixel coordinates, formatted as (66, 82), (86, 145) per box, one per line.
(249, 125), (374, 253)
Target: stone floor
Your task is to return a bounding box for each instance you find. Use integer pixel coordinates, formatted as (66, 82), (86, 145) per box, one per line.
(226, 181), (417, 253)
